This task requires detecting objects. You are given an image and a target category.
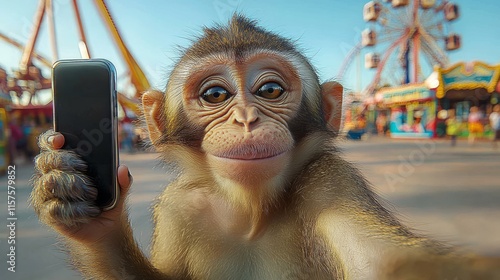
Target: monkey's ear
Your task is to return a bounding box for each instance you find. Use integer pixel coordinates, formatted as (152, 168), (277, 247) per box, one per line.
(321, 81), (343, 132)
(142, 90), (165, 143)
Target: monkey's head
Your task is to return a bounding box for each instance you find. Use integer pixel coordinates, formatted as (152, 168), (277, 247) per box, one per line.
(142, 15), (342, 200)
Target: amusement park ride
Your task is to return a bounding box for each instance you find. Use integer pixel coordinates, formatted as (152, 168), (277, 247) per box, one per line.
(0, 0), (462, 114)
(0, 0), (148, 113)
(0, 0), (149, 172)
(338, 0), (460, 95)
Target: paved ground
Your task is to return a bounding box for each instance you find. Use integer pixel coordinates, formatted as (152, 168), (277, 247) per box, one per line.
(1, 137), (499, 279)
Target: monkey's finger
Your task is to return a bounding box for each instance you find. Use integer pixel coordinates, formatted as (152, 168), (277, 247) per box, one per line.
(34, 170), (98, 202)
(50, 133), (65, 149)
(37, 199), (101, 228)
(34, 150), (88, 174)
(117, 165), (133, 200)
(38, 130), (64, 151)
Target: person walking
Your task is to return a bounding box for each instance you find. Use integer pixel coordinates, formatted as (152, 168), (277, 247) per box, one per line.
(489, 104), (500, 149)
(376, 112), (387, 135)
(446, 109), (461, 147)
(467, 106), (483, 146)
(8, 120), (23, 165)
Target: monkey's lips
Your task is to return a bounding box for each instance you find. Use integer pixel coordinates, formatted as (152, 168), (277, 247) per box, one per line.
(207, 145), (292, 183)
(210, 147), (287, 161)
(208, 152), (288, 183)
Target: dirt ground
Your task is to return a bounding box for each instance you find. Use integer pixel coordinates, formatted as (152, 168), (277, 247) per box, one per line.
(1, 136), (499, 279)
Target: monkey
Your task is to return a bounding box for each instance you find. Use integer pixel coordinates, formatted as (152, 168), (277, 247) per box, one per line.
(30, 15), (500, 279)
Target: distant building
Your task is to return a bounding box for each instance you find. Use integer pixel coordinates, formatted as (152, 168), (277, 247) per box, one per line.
(367, 61), (500, 139)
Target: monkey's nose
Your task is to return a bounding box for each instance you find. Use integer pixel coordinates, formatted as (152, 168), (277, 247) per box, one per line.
(233, 107), (259, 132)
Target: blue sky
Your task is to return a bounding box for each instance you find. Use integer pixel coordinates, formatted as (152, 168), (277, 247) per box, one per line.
(1, 0), (500, 101)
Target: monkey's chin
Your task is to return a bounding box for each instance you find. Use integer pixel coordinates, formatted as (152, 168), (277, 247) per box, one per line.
(207, 152), (290, 187)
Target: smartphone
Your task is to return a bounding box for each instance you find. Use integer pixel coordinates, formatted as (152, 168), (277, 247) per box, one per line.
(52, 59), (119, 210)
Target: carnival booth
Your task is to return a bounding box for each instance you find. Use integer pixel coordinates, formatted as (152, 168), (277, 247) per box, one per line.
(10, 103), (53, 158)
(374, 84), (436, 139)
(431, 61), (500, 137)
(0, 91), (12, 173)
(0, 66), (12, 172)
(434, 61), (500, 117)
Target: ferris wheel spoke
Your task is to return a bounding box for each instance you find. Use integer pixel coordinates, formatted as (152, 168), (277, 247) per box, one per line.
(378, 37), (401, 46)
(405, 5), (414, 24)
(424, 15), (442, 26)
(421, 44), (441, 71)
(378, 32), (406, 43)
(422, 43), (439, 64)
(379, 28), (407, 41)
(421, 44), (443, 67)
(420, 35), (448, 66)
(420, 9), (438, 24)
(395, 10), (410, 27)
(381, 25), (407, 34)
(420, 28), (449, 65)
(366, 33), (410, 94)
(427, 32), (444, 44)
(424, 20), (445, 34)
(424, 23), (443, 36)
(336, 42), (363, 80)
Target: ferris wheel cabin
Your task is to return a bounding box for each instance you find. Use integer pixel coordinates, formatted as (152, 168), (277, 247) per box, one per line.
(391, 0), (409, 8)
(444, 3), (459, 21)
(386, 0), (438, 9)
(420, 0), (436, 9)
(365, 53), (380, 69)
(362, 29), (377, 46)
(363, 1), (382, 21)
(445, 34), (461, 51)
(382, 0), (438, 9)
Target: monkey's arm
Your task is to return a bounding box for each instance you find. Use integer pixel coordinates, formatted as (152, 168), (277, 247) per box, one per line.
(30, 131), (174, 279)
(379, 252), (500, 279)
(308, 153), (500, 279)
(64, 214), (169, 279)
(299, 153), (442, 278)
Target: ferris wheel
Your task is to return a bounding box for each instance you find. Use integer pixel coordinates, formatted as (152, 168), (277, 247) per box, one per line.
(338, 0), (460, 94)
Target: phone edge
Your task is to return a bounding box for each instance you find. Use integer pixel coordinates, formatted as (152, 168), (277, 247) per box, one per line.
(51, 58), (120, 211)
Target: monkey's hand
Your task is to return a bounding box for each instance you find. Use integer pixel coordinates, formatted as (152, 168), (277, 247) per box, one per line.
(30, 130), (133, 244)
(31, 130), (168, 279)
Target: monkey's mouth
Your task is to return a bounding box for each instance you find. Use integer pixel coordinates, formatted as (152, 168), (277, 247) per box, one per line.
(218, 152), (285, 160)
(211, 146), (288, 160)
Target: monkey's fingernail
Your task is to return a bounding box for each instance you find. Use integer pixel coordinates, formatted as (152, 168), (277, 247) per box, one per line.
(128, 171), (133, 185)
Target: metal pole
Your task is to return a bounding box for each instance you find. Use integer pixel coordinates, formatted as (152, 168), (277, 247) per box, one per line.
(20, 0), (46, 72)
(94, 0), (151, 96)
(72, 0), (91, 58)
(412, 0), (420, 83)
(46, 0), (59, 62)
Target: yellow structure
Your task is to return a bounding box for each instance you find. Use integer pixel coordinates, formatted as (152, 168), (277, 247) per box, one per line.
(435, 61), (500, 99)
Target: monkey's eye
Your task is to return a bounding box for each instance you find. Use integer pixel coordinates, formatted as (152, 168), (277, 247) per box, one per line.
(256, 82), (284, 99)
(202, 86), (231, 103)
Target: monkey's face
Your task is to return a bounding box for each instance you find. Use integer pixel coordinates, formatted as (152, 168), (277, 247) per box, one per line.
(178, 52), (303, 186)
(142, 16), (339, 194)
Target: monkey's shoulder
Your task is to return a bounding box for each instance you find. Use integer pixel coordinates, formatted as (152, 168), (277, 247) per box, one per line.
(153, 180), (211, 219)
(292, 151), (372, 203)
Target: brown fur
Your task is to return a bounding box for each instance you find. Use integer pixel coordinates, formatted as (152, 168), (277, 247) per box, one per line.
(30, 15), (500, 280)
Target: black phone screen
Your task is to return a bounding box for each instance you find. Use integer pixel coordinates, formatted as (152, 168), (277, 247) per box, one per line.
(52, 60), (118, 209)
